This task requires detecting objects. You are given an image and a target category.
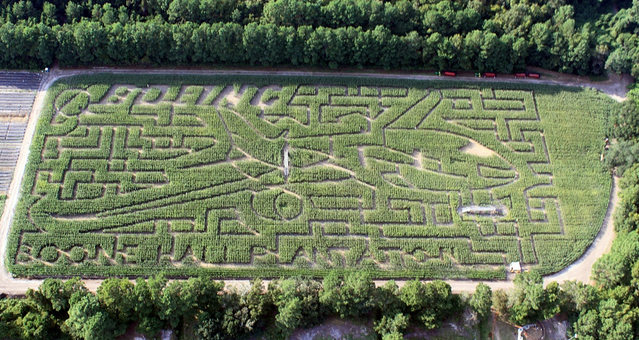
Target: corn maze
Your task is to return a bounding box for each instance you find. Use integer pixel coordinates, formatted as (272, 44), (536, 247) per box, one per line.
(7, 75), (612, 279)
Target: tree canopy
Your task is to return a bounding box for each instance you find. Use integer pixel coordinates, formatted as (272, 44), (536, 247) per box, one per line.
(0, 0), (635, 74)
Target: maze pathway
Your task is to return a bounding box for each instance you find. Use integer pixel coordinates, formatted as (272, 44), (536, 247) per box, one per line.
(8, 80), (611, 280)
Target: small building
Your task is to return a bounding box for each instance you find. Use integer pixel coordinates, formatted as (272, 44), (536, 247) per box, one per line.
(510, 262), (522, 273)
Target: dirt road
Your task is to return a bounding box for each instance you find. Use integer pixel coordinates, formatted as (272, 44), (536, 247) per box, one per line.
(0, 67), (626, 294)
(543, 177), (619, 285)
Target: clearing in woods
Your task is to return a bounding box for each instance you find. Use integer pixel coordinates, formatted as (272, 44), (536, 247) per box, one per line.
(6, 74), (612, 279)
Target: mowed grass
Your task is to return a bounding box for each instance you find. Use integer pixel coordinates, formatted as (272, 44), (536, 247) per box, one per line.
(6, 74), (612, 279)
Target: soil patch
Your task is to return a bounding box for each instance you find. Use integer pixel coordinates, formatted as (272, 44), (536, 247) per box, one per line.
(289, 317), (374, 340)
(460, 140), (497, 157)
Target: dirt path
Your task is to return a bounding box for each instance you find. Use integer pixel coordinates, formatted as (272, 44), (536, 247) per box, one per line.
(543, 176), (619, 285)
(526, 66), (633, 102)
(0, 67), (625, 295)
(50, 65), (635, 101)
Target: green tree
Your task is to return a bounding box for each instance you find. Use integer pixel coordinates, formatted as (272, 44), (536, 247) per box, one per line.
(10, 0), (36, 22)
(320, 272), (375, 319)
(603, 141), (639, 176)
(65, 2), (83, 24)
(421, 0), (479, 36)
(217, 279), (272, 338)
(541, 281), (561, 320)
(480, 32), (506, 72)
(461, 29), (482, 70)
(492, 289), (509, 320)
(422, 32), (446, 70)
(12, 278), (88, 340)
(261, 0), (320, 27)
(133, 275), (166, 336)
(607, 100), (639, 142)
(242, 23), (286, 66)
(375, 280), (404, 317)
(373, 313), (409, 340)
(272, 277), (324, 335)
(606, 33), (639, 76)
(168, 22), (195, 64)
(385, 0), (416, 35)
(593, 231), (639, 289)
(40, 2), (58, 26)
(558, 280), (599, 322)
(29, 278), (87, 315)
(196, 312), (224, 340)
(528, 22), (552, 67)
(613, 164), (639, 233)
(65, 293), (121, 340)
(96, 278), (136, 326)
(167, 0), (201, 23)
(322, 0), (367, 29)
(509, 271), (545, 325)
(497, 3), (534, 38)
(215, 22), (245, 64)
(118, 6), (129, 24)
(598, 298), (635, 340)
(469, 283), (492, 320)
(399, 280), (459, 329)
(574, 309), (600, 340)
(0, 297), (57, 340)
(159, 277), (219, 330)
(275, 292), (302, 331)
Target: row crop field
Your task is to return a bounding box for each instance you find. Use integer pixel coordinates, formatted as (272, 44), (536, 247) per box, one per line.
(6, 74), (612, 279)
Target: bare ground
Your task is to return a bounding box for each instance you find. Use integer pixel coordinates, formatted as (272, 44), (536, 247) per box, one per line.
(290, 317), (374, 340)
(526, 66), (633, 102)
(0, 66), (626, 294)
(460, 140), (498, 158)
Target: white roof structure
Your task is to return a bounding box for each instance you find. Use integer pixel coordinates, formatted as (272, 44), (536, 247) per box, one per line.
(510, 262), (522, 272)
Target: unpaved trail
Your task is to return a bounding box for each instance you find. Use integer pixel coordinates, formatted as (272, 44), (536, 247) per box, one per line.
(52, 65), (634, 101)
(0, 67), (625, 294)
(543, 176), (619, 285)
(526, 66), (633, 102)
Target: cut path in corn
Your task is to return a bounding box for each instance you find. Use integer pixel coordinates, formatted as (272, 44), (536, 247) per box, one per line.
(0, 66), (624, 295)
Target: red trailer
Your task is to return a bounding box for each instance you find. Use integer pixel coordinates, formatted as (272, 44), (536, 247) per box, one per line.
(527, 73), (540, 79)
(484, 72), (496, 78)
(443, 71), (456, 77)
(514, 73), (527, 78)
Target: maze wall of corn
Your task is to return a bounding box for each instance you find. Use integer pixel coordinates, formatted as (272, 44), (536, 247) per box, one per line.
(7, 74), (612, 279)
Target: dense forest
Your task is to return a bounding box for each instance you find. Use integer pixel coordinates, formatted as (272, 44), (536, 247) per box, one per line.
(0, 0), (638, 74)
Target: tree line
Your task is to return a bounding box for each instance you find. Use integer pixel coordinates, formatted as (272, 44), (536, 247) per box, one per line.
(0, 269), (627, 340)
(588, 87), (639, 340)
(0, 0), (636, 75)
(0, 274), (464, 340)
